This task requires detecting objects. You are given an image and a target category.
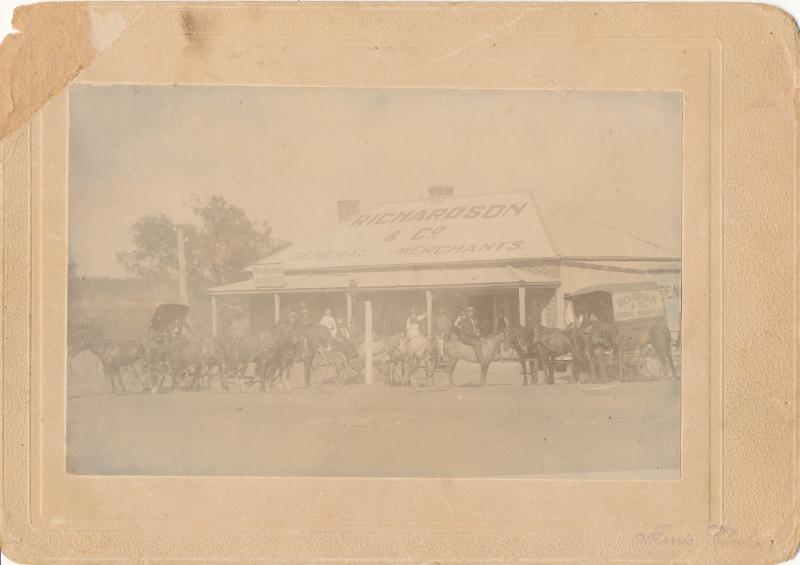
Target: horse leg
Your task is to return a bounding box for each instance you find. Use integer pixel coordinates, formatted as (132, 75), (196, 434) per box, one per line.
(409, 359), (420, 387)
(480, 362), (488, 387)
(219, 361), (229, 391)
(281, 361), (291, 391)
(529, 357), (538, 385)
(426, 348), (437, 387)
(303, 353), (313, 387)
(519, 356), (528, 385)
(258, 359), (271, 392)
(447, 359), (458, 387)
(542, 352), (554, 385)
(617, 348), (625, 382)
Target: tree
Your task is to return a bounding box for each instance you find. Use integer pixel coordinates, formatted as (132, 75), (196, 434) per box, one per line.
(116, 195), (288, 285)
(116, 214), (193, 280)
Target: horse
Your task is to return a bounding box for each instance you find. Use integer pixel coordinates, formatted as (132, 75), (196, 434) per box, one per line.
(77, 337), (148, 394)
(442, 330), (511, 387)
(218, 333), (267, 390)
(527, 323), (583, 385)
(358, 333), (406, 385)
(582, 322), (618, 383)
(613, 321), (676, 381)
(258, 322), (305, 391)
(162, 339), (206, 390)
(401, 335), (437, 387)
(504, 325), (534, 385)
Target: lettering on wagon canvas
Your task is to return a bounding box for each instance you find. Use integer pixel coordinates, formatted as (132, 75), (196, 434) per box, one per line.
(67, 86), (682, 478)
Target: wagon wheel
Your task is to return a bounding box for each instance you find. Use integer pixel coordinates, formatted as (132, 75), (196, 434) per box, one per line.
(335, 355), (360, 385)
(121, 359), (150, 393)
(332, 351), (351, 385)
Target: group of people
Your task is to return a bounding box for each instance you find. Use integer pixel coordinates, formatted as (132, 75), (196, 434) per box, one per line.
(281, 301), (492, 364)
(405, 304), (486, 364)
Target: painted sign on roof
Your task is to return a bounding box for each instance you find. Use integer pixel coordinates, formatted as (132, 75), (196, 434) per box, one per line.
(258, 192), (556, 270)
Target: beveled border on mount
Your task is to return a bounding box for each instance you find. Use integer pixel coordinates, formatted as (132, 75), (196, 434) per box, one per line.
(0, 3), (797, 563)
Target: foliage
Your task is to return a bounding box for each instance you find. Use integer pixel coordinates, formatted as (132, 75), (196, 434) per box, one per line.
(116, 195), (288, 285)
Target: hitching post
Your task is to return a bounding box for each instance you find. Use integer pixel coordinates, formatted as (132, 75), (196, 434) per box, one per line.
(175, 225), (189, 305)
(518, 287), (526, 327)
(365, 300), (373, 384)
(346, 292), (353, 324)
(425, 290), (433, 337)
(211, 295), (218, 337)
(274, 294), (280, 324)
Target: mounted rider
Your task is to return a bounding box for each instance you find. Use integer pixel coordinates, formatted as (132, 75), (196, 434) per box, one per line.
(454, 306), (485, 364)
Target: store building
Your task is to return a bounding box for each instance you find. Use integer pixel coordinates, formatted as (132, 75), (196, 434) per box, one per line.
(208, 187), (681, 338)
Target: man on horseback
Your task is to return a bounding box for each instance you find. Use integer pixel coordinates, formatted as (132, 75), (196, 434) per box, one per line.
(454, 306), (485, 365)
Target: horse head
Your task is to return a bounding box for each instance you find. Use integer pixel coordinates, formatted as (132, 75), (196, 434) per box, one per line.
(503, 325), (530, 356)
(68, 326), (106, 359)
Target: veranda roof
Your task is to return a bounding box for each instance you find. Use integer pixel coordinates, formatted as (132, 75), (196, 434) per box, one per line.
(209, 265), (559, 295)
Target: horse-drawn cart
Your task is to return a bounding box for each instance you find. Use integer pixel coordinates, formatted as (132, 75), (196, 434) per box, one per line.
(310, 340), (361, 386)
(565, 282), (679, 381)
(146, 303), (204, 391)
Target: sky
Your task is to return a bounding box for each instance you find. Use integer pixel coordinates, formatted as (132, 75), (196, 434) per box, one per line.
(69, 85), (682, 278)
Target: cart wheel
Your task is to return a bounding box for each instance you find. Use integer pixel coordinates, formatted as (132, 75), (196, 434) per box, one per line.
(333, 352), (347, 385)
(121, 359), (149, 393)
(339, 356), (360, 385)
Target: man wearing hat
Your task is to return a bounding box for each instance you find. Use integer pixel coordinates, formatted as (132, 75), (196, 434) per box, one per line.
(454, 306), (484, 364)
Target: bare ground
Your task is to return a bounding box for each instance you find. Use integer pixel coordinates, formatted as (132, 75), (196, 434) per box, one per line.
(67, 362), (680, 478)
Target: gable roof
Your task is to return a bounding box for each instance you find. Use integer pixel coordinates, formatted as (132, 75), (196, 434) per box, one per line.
(252, 191), (678, 272)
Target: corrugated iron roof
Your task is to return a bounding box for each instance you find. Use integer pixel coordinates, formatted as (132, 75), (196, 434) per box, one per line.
(563, 259), (681, 273)
(210, 265), (559, 295)
(251, 191), (679, 272)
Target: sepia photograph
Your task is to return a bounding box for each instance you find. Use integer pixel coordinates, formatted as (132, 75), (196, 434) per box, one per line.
(3, 2), (800, 563)
(66, 85), (682, 478)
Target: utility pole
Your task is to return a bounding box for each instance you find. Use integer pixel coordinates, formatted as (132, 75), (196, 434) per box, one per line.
(175, 225), (189, 305)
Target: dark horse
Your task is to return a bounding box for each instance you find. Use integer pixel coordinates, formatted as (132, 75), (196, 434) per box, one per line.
(526, 323), (584, 385)
(613, 321), (676, 381)
(504, 325), (535, 385)
(583, 321), (676, 382)
(163, 339), (206, 390)
(259, 322), (305, 391)
(582, 322), (618, 383)
(218, 333), (266, 390)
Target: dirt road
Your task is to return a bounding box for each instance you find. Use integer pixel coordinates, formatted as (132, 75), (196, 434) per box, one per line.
(67, 363), (680, 478)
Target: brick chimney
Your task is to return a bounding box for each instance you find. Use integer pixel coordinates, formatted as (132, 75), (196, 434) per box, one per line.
(337, 200), (360, 222)
(428, 185), (455, 200)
